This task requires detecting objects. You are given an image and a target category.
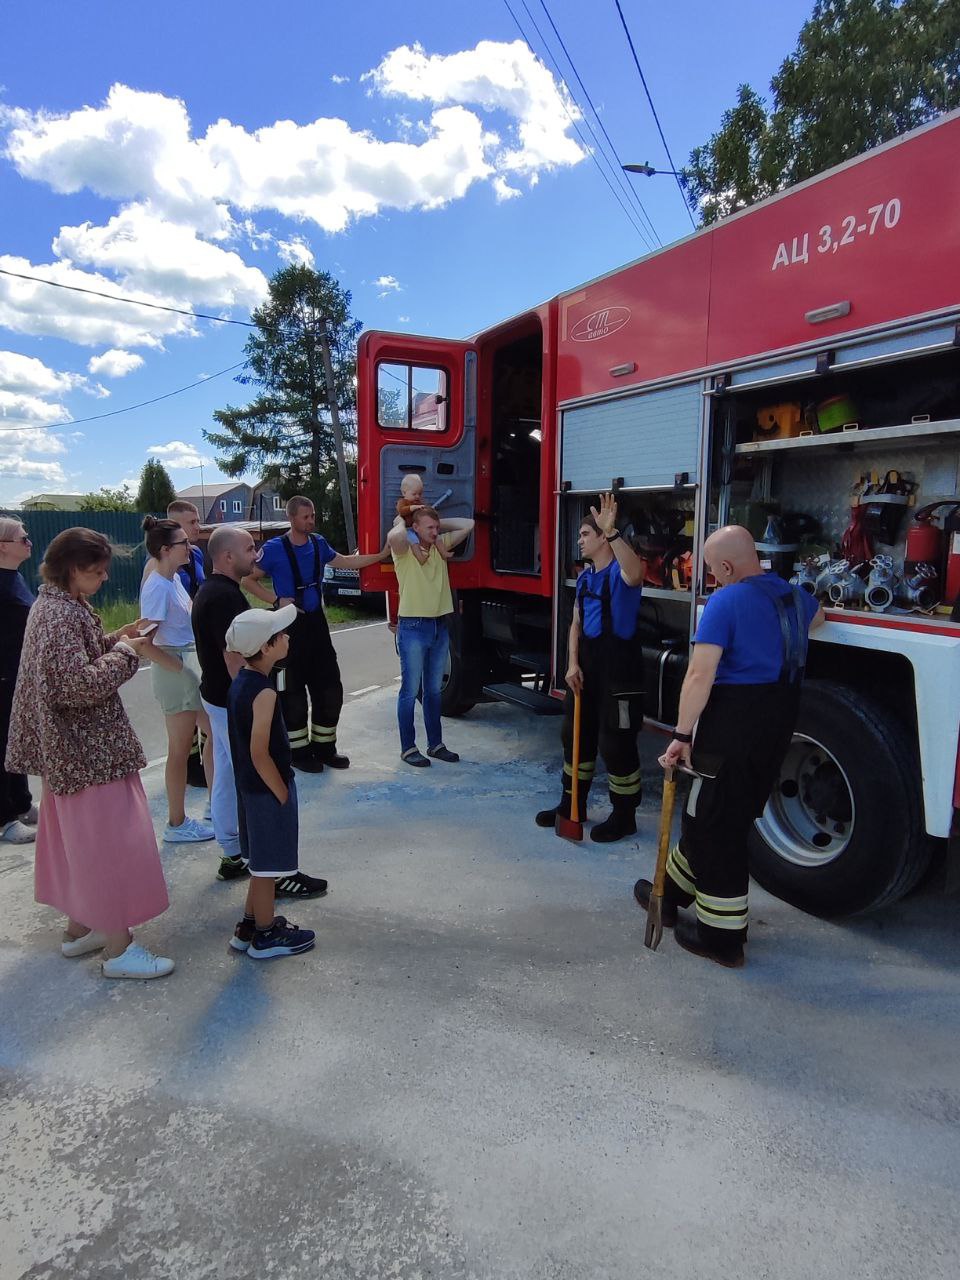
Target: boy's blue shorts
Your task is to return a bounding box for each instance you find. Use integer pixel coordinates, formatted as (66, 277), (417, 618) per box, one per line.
(238, 775), (299, 877)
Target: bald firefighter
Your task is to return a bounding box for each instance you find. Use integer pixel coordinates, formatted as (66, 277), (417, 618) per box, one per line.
(536, 493), (647, 842)
(634, 525), (825, 967)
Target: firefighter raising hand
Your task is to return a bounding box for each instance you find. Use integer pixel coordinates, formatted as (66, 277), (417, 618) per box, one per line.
(590, 492), (618, 538)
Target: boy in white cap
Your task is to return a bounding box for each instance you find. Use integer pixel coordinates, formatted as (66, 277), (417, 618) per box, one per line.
(225, 605), (321, 960)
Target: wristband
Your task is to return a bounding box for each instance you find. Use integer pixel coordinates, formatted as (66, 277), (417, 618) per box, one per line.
(672, 730), (693, 744)
(605, 530), (622, 543)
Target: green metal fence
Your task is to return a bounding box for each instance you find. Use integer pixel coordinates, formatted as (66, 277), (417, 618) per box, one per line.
(1, 510), (150, 604)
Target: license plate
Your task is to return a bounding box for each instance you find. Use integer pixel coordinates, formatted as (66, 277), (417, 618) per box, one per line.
(338, 588), (361, 596)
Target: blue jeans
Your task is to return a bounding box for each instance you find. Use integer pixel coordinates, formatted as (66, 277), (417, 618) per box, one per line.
(397, 616), (450, 754)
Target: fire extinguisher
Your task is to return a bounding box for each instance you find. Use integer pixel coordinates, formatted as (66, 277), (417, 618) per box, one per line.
(908, 501), (960, 609)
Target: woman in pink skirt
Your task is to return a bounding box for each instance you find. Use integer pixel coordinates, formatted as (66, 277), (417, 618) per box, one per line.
(6, 528), (174, 979)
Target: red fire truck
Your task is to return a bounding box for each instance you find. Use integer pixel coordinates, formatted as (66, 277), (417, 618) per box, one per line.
(357, 109), (960, 918)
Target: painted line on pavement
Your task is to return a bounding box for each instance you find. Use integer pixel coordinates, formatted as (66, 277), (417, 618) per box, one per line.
(349, 685), (381, 697)
(333, 619), (389, 636)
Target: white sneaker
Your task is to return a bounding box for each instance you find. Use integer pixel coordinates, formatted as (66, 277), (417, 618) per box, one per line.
(1, 819), (36, 845)
(62, 930), (108, 958)
(163, 816), (216, 843)
(101, 942), (174, 980)
(18, 804), (39, 826)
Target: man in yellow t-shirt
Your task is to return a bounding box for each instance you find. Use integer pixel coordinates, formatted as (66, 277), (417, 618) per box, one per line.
(387, 507), (475, 767)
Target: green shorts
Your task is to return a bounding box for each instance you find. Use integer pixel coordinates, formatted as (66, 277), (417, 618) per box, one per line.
(151, 645), (202, 715)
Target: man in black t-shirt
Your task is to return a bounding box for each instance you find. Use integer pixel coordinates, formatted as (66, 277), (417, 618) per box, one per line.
(192, 526), (257, 881)
(192, 526), (326, 898)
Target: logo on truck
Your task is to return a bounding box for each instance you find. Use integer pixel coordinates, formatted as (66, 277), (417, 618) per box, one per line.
(570, 306), (630, 342)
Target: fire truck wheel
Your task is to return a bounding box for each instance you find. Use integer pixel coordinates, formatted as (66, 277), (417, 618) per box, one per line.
(747, 679), (930, 917)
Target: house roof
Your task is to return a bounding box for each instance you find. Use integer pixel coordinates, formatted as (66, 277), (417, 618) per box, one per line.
(176, 483), (247, 500)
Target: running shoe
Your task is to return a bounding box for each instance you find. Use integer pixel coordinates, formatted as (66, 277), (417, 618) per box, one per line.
(61, 930), (109, 957)
(230, 915), (287, 953)
(217, 855), (251, 882)
(248, 920), (315, 960)
(163, 816), (216, 844)
(274, 872), (329, 899)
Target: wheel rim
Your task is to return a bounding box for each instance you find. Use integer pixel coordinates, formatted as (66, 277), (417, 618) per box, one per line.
(755, 734), (855, 868)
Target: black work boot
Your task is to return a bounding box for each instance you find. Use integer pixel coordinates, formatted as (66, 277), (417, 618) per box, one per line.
(590, 801), (638, 843)
(632, 879), (678, 928)
(535, 784), (590, 828)
(314, 745), (350, 769)
(674, 917), (745, 968)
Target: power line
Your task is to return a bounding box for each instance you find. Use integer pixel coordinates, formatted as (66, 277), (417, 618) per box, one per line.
(534, 0), (661, 246)
(611, 0), (696, 229)
(0, 361), (247, 433)
(501, 0), (657, 250)
(0, 266), (258, 327)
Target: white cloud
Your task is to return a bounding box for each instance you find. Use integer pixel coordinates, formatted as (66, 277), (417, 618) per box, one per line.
(0, 417), (70, 502)
(493, 175), (522, 201)
(397, 315), (411, 323)
(276, 235), (315, 267)
(87, 348), (144, 378)
(374, 274), (401, 297)
(0, 253), (194, 349)
(146, 439), (213, 469)
(0, 350), (84, 396)
(330, 74), (350, 85)
(368, 40), (584, 176)
(53, 203), (268, 308)
(0, 456), (67, 484)
(0, 389), (71, 429)
(4, 48), (582, 237)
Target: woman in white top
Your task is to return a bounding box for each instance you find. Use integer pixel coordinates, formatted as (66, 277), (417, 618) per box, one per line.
(139, 517), (215, 843)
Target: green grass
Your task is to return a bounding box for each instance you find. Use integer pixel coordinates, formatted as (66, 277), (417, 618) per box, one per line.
(95, 593), (370, 632)
(96, 598), (139, 632)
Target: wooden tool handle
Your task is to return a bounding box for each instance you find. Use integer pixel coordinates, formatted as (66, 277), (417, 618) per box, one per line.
(570, 691), (582, 823)
(653, 766), (676, 897)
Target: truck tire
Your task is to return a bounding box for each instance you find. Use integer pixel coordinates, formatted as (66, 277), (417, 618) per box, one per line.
(747, 679), (930, 917)
(439, 622), (477, 718)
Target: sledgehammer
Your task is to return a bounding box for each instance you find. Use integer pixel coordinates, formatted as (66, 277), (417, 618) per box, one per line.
(555, 691), (584, 841)
(644, 765), (677, 951)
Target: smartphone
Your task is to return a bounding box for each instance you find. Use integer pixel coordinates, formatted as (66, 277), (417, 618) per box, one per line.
(138, 622), (159, 636)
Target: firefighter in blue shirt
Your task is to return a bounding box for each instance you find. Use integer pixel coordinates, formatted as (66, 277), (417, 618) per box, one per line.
(243, 495), (389, 772)
(536, 493), (648, 842)
(634, 525), (825, 968)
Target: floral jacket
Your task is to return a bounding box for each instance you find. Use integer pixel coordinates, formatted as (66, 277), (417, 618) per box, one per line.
(5, 585), (146, 795)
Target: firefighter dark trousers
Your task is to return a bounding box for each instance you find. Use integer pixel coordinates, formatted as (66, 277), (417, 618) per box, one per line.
(279, 607), (343, 760)
(664, 683), (799, 954)
(557, 677), (642, 818)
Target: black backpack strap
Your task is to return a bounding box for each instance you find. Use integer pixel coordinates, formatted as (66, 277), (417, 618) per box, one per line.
(767, 584), (806, 686)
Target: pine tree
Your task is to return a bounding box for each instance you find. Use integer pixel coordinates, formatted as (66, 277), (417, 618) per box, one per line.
(136, 458), (177, 513)
(205, 265), (361, 544)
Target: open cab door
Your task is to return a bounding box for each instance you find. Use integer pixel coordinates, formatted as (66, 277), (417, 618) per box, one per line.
(357, 331), (478, 594)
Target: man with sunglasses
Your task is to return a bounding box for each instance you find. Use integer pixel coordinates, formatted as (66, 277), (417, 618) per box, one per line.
(0, 519), (38, 844)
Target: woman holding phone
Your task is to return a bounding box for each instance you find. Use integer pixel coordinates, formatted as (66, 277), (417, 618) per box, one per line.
(139, 517), (215, 844)
(6, 527), (173, 978)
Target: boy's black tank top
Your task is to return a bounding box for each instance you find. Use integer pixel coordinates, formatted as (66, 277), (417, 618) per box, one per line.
(227, 668), (292, 794)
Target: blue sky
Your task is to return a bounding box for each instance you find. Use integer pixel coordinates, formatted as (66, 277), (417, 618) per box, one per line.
(0, 0), (814, 505)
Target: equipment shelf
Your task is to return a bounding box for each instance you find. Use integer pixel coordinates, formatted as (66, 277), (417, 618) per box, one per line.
(734, 418), (960, 455)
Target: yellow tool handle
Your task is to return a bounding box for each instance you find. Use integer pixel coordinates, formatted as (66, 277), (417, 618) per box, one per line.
(653, 767), (677, 897)
(570, 691), (582, 823)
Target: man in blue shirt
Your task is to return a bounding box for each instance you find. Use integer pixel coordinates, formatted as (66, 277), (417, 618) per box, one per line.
(243, 495), (389, 772)
(536, 492), (648, 842)
(635, 525), (824, 968)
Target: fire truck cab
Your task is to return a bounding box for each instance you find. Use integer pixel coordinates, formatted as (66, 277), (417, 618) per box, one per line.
(357, 110), (960, 919)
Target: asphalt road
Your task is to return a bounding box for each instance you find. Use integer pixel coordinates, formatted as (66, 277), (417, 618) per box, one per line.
(3, 680), (960, 1279)
(122, 614), (397, 764)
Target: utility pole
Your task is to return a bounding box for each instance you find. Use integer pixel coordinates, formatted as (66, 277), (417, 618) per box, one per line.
(317, 317), (357, 551)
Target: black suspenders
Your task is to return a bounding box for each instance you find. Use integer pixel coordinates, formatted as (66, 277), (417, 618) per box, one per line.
(280, 534), (322, 609)
(749, 577), (808, 686)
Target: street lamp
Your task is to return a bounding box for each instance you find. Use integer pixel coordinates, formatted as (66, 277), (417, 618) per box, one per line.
(622, 162), (682, 178)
